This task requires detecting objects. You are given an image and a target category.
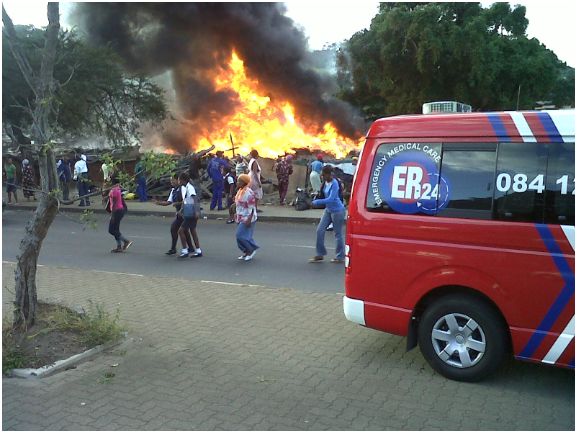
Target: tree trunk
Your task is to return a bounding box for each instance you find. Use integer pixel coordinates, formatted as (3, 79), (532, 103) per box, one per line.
(4, 3), (61, 328)
(13, 191), (59, 327)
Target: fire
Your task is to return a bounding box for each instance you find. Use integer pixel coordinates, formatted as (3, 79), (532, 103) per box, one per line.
(196, 51), (361, 159)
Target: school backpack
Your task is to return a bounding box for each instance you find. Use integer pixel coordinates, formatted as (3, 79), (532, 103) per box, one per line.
(294, 188), (312, 211)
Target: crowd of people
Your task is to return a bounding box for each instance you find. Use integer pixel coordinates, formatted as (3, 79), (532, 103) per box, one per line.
(4, 149), (350, 264)
(147, 149), (346, 263)
(151, 149), (264, 261)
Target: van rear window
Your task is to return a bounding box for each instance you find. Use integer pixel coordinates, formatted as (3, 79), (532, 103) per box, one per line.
(366, 141), (575, 225)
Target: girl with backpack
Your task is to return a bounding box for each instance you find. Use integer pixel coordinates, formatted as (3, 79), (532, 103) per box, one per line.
(177, 172), (202, 258)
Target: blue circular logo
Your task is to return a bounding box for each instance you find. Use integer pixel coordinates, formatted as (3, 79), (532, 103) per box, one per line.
(379, 151), (450, 215)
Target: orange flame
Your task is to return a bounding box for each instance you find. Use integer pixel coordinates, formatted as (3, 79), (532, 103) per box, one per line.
(195, 51), (361, 159)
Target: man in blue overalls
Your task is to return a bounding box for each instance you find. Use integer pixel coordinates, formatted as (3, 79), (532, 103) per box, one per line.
(208, 150), (227, 211)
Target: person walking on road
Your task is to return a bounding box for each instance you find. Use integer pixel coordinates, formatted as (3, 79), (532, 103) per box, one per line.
(108, 175), (132, 253)
(4, 157), (18, 203)
(74, 154), (90, 206)
(309, 165), (346, 264)
(22, 159), (36, 201)
(177, 172), (202, 258)
(155, 174), (186, 255)
(235, 173), (259, 261)
(309, 154), (324, 195)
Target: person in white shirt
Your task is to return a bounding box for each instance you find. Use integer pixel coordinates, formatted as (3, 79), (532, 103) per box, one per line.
(155, 174), (187, 255)
(248, 149), (263, 213)
(74, 154), (90, 206)
(177, 172), (202, 258)
(101, 162), (110, 184)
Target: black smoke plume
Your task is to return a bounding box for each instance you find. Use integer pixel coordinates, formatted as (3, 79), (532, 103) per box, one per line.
(71, 2), (365, 153)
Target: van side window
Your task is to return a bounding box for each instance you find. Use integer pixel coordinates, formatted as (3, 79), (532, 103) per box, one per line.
(493, 143), (548, 222)
(366, 141), (575, 225)
(436, 145), (496, 220)
(544, 142), (575, 225)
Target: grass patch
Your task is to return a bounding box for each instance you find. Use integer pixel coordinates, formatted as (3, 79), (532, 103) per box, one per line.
(45, 301), (125, 346)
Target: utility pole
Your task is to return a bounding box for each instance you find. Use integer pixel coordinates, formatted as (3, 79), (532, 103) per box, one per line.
(516, 84), (521, 111)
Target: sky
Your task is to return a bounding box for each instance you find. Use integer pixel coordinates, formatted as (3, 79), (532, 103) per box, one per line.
(2, 1), (576, 67)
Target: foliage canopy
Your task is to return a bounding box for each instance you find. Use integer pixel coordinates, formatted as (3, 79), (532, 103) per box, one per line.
(336, 2), (575, 119)
(3, 26), (167, 145)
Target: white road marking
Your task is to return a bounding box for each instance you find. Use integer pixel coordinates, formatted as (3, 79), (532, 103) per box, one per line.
(279, 244), (335, 250)
(91, 270), (144, 277)
(124, 235), (164, 240)
(2, 262), (143, 277)
(201, 280), (262, 287)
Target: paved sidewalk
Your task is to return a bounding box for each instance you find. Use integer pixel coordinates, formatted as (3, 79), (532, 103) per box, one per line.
(2, 263), (574, 430)
(7, 200), (324, 224)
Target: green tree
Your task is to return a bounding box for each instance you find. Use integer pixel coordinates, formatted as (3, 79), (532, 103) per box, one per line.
(2, 5), (168, 328)
(337, 2), (574, 119)
(3, 27), (167, 146)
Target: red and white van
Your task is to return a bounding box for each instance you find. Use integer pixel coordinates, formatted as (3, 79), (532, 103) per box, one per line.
(343, 110), (575, 381)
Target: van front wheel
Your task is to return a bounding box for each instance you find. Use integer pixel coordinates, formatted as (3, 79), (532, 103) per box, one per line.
(418, 294), (508, 382)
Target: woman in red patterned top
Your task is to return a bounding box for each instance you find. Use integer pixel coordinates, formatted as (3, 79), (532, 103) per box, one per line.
(108, 176), (132, 253)
(234, 174), (259, 261)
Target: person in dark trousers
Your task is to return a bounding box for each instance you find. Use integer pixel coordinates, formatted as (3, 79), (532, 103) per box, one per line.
(208, 150), (227, 210)
(57, 158), (72, 201)
(74, 154), (90, 206)
(135, 157), (148, 202)
(4, 157), (18, 203)
(155, 174), (189, 255)
(224, 166), (236, 209)
(309, 165), (346, 263)
(108, 175), (132, 253)
(177, 172), (202, 258)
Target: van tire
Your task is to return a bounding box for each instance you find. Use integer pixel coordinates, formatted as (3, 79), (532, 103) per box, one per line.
(418, 294), (508, 382)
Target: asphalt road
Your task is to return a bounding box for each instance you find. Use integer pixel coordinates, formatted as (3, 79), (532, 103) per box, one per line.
(2, 209), (344, 294)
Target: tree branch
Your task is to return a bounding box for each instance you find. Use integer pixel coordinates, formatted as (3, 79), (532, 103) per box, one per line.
(2, 5), (38, 98)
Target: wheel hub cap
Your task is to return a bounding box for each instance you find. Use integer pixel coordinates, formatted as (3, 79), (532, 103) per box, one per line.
(431, 313), (487, 369)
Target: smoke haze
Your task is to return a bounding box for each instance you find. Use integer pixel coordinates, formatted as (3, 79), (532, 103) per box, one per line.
(71, 3), (364, 153)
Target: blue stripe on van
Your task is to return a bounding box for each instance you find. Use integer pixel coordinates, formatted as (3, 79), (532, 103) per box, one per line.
(487, 114), (512, 142)
(537, 112), (564, 143)
(519, 225), (575, 359)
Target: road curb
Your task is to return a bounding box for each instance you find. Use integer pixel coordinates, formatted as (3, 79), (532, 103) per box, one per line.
(7, 204), (321, 224)
(10, 336), (129, 379)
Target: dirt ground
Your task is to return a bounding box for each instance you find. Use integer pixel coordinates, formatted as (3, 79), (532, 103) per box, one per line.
(5, 303), (91, 370)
